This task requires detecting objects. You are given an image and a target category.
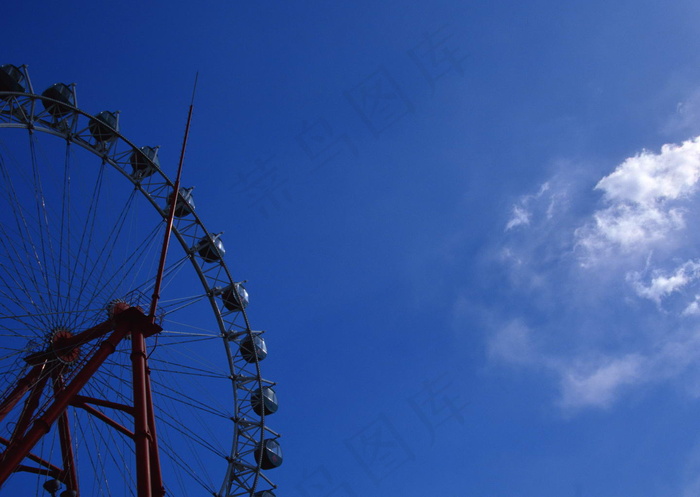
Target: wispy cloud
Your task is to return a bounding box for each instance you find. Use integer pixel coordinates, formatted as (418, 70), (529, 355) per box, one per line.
(505, 182), (555, 231)
(487, 320), (536, 366)
(664, 89), (700, 138)
(557, 354), (645, 410)
(628, 260), (700, 304)
(683, 296), (700, 316)
(505, 205), (531, 231)
(556, 328), (700, 410)
(484, 320), (700, 411)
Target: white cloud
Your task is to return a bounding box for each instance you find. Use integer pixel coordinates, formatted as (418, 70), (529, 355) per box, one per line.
(543, 329), (700, 410)
(556, 330), (700, 410)
(679, 434), (700, 497)
(487, 320), (535, 365)
(665, 89), (700, 137)
(483, 305), (700, 410)
(596, 139), (700, 205)
(536, 182), (551, 197)
(576, 203), (685, 255)
(576, 137), (700, 260)
(628, 259), (700, 304)
(558, 354), (645, 410)
(504, 181), (557, 231)
(505, 205), (531, 231)
(491, 136), (700, 412)
(683, 296), (700, 316)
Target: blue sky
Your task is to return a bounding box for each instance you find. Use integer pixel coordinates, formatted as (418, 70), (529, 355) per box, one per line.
(6, 0), (700, 496)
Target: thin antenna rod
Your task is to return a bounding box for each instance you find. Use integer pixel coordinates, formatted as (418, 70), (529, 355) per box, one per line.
(149, 73), (199, 318)
(189, 72), (199, 106)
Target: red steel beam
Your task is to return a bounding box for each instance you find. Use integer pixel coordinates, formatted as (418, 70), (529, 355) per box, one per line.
(15, 464), (58, 478)
(0, 324), (127, 485)
(72, 395), (134, 415)
(10, 370), (50, 442)
(72, 400), (134, 439)
(0, 364), (42, 423)
(131, 329), (152, 497)
(0, 305), (164, 497)
(0, 436), (63, 475)
(24, 319), (114, 366)
(145, 365), (164, 497)
(54, 375), (79, 495)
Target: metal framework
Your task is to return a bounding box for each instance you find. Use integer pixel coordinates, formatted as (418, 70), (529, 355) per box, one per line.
(0, 66), (279, 497)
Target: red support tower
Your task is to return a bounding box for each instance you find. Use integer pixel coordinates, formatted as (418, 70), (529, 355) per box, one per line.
(0, 307), (163, 496)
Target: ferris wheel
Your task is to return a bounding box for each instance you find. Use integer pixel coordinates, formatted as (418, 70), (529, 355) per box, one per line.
(0, 64), (281, 497)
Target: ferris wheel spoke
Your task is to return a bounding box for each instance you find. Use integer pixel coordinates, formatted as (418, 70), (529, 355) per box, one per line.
(27, 133), (61, 315)
(148, 358), (228, 379)
(0, 246), (66, 300)
(76, 191), (139, 290)
(154, 407), (225, 458)
(75, 224), (162, 328)
(0, 262), (62, 339)
(55, 141), (72, 324)
(0, 350), (33, 363)
(0, 330), (38, 347)
(42, 137), (74, 318)
(97, 224), (163, 300)
(150, 336), (218, 348)
(150, 256), (189, 299)
(0, 174), (102, 324)
(160, 431), (216, 491)
(149, 355), (233, 416)
(149, 336), (230, 379)
(0, 266), (67, 338)
(154, 371), (230, 421)
(0, 265), (47, 331)
(89, 366), (131, 395)
(155, 296), (207, 317)
(67, 189), (138, 320)
(0, 184), (53, 321)
(157, 436), (215, 494)
(147, 367), (226, 379)
(130, 254), (188, 301)
(149, 379), (228, 419)
(0, 134), (57, 315)
(66, 161), (106, 312)
(159, 329), (218, 337)
(160, 321), (221, 336)
(77, 408), (115, 497)
(0, 296), (46, 333)
(73, 409), (134, 496)
(97, 425), (135, 496)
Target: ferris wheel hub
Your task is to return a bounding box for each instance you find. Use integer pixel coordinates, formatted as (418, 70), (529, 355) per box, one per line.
(49, 327), (81, 365)
(107, 298), (130, 319)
